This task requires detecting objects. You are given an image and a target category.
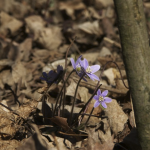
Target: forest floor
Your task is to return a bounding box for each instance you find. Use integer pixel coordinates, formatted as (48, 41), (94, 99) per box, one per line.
(0, 0), (150, 150)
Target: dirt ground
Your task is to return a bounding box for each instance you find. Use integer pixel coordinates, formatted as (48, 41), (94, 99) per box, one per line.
(0, 0), (149, 150)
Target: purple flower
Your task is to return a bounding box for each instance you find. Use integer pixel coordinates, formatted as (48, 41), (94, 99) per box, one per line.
(70, 56), (86, 80)
(40, 65), (64, 85)
(40, 70), (57, 84)
(55, 65), (65, 84)
(57, 65), (63, 74)
(93, 89), (112, 108)
(79, 58), (100, 81)
(70, 55), (82, 73)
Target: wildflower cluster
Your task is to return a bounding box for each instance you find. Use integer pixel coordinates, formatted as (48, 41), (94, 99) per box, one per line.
(70, 56), (100, 81)
(70, 55), (112, 108)
(40, 55), (112, 124)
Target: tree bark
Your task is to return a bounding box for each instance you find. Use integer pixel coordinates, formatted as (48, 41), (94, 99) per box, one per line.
(113, 0), (150, 149)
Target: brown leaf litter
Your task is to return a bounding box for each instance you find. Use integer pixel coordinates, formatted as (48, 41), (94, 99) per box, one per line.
(0, 0), (145, 149)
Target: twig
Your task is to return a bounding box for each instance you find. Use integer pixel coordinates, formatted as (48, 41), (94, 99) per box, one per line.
(0, 102), (19, 116)
(58, 131), (88, 137)
(4, 84), (21, 106)
(52, 132), (60, 150)
(71, 76), (128, 94)
(104, 37), (121, 48)
(114, 143), (128, 150)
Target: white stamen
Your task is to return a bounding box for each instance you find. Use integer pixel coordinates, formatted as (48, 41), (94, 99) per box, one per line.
(99, 96), (104, 102)
(86, 66), (92, 73)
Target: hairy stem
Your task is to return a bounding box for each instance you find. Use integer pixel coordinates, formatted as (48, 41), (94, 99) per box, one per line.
(53, 70), (75, 116)
(69, 73), (85, 125)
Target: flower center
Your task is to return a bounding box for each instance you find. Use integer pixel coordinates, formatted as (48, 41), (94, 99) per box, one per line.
(76, 64), (81, 72)
(99, 96), (104, 102)
(86, 66), (92, 73)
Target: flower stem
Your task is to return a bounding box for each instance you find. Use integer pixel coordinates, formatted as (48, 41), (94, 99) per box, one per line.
(61, 38), (76, 117)
(68, 73), (85, 126)
(61, 86), (66, 116)
(53, 69), (75, 116)
(84, 107), (94, 126)
(71, 84), (101, 127)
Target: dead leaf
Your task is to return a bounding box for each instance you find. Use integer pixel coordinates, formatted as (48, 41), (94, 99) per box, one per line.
(37, 27), (63, 51)
(33, 49), (50, 60)
(50, 116), (71, 131)
(15, 100), (38, 119)
(17, 124), (49, 150)
(18, 38), (32, 62)
(0, 59), (14, 71)
(0, 0), (31, 19)
(0, 140), (20, 150)
(42, 58), (68, 73)
(25, 15), (63, 50)
(0, 11), (23, 36)
(12, 61), (26, 84)
(116, 79), (129, 94)
(58, 44), (69, 53)
(77, 21), (103, 36)
(97, 56), (124, 69)
(82, 52), (100, 64)
(73, 21), (103, 45)
(66, 80), (80, 100)
(92, 142), (113, 150)
(25, 15), (46, 36)
(80, 102), (102, 125)
(99, 47), (111, 57)
(103, 68), (116, 86)
(75, 30), (99, 45)
(52, 135), (68, 150)
(113, 69), (127, 79)
(66, 80), (90, 103)
(86, 119), (114, 150)
(88, 7), (101, 19)
(64, 105), (81, 114)
(59, 0), (86, 20)
(86, 126), (100, 150)
(98, 119), (114, 147)
(117, 128), (142, 150)
(104, 99), (128, 135)
(101, 18), (115, 38)
(129, 111), (136, 128)
(105, 6), (115, 18)
(94, 0), (114, 9)
(0, 70), (14, 89)
(78, 87), (89, 103)
(0, 107), (18, 139)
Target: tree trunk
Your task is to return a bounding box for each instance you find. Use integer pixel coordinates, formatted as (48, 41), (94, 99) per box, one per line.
(113, 0), (150, 149)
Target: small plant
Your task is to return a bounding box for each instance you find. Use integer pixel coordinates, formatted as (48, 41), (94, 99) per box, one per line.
(40, 55), (113, 127)
(40, 54), (129, 141)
